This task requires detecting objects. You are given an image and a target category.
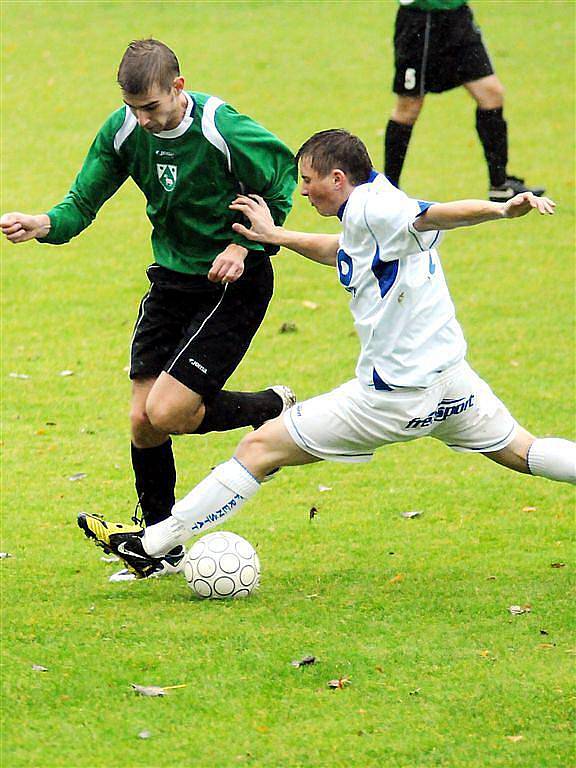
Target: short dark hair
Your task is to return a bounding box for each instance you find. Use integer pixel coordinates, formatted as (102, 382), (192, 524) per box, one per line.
(117, 39), (180, 95)
(295, 129), (373, 186)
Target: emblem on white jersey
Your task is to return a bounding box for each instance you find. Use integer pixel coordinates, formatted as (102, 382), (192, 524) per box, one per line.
(156, 163), (177, 192)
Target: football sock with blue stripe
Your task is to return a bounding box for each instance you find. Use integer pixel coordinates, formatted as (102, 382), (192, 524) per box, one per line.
(142, 458), (260, 556)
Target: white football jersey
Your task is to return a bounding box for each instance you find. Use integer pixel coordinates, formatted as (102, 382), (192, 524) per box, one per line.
(337, 172), (466, 390)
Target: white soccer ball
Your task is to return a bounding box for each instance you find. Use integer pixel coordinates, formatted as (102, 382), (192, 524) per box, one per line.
(182, 531), (260, 599)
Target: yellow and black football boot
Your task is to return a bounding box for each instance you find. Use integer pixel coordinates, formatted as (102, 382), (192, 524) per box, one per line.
(77, 512), (180, 579)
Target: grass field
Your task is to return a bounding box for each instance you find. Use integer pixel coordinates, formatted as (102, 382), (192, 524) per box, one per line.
(1, 2), (574, 767)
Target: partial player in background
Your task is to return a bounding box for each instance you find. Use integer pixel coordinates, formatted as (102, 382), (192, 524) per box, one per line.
(78, 129), (575, 578)
(1, 39), (297, 581)
(385, 0), (545, 201)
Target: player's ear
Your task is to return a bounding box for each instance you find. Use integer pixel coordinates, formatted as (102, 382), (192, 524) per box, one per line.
(333, 169), (346, 189)
(173, 76), (185, 93)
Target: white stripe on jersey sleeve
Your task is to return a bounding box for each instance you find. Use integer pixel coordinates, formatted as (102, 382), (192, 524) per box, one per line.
(201, 97), (232, 172)
(113, 106), (138, 153)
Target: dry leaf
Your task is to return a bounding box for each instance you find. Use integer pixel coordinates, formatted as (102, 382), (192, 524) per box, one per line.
(401, 510), (422, 519)
(537, 643), (556, 650)
(409, 688), (421, 696)
(509, 360), (520, 368)
(138, 730), (151, 740)
(9, 372), (30, 379)
(327, 676), (351, 689)
(31, 664), (48, 672)
(131, 684), (166, 697)
(550, 562), (566, 568)
(318, 485), (332, 492)
(522, 506), (537, 512)
(508, 605), (531, 615)
(59, 370), (74, 377)
(279, 322), (297, 334)
(68, 472), (87, 482)
(0, 552), (12, 559)
(302, 300), (318, 310)
(389, 573), (404, 585)
(506, 735), (523, 743)
(309, 506), (318, 520)
(479, 650), (491, 658)
(290, 655), (316, 668)
(539, 629), (549, 636)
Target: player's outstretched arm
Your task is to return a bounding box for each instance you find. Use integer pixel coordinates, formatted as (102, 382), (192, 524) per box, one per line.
(0, 213), (51, 243)
(414, 192), (555, 232)
(230, 194), (338, 266)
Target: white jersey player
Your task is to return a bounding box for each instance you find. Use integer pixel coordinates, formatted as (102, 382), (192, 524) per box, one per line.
(77, 129), (575, 578)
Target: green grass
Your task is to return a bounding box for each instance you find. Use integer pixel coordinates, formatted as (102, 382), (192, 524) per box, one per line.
(1, 1), (574, 766)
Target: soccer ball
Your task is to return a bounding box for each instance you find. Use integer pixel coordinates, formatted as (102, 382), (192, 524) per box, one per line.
(182, 531), (260, 599)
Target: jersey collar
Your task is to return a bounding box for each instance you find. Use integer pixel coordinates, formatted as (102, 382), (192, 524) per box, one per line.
(337, 169), (379, 220)
(153, 91), (195, 139)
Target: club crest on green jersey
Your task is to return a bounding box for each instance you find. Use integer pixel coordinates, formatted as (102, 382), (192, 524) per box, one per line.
(156, 163), (177, 192)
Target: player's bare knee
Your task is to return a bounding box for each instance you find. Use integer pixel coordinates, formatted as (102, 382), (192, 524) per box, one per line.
(472, 78), (505, 110)
(235, 429), (278, 475)
(392, 97), (423, 125)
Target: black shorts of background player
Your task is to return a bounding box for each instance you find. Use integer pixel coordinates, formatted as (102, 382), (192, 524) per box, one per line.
(384, 1), (545, 202)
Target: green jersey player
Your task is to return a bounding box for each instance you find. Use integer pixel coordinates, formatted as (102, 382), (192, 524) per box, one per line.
(1, 39), (297, 580)
(385, 1), (545, 201)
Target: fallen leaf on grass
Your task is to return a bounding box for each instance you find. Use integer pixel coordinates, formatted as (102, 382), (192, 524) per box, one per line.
(68, 472), (87, 482)
(290, 655), (316, 668)
(550, 562), (566, 568)
(0, 552), (12, 559)
(309, 506), (318, 520)
(389, 573), (404, 585)
(327, 676), (351, 689)
(131, 684), (166, 697)
(32, 664), (48, 672)
(506, 735), (524, 743)
(400, 510), (422, 519)
(9, 372), (30, 379)
(409, 688), (421, 696)
(318, 485), (332, 493)
(138, 730), (151, 740)
(59, 370), (74, 377)
(521, 506), (537, 512)
(279, 322), (297, 334)
(537, 643), (556, 650)
(302, 300), (318, 310)
(540, 629), (549, 636)
(508, 605), (531, 615)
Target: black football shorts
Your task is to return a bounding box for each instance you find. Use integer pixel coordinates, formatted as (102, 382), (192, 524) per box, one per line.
(130, 258), (273, 397)
(392, 4), (494, 96)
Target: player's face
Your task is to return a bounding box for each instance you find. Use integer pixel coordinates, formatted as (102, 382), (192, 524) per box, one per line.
(123, 78), (186, 133)
(299, 159), (345, 217)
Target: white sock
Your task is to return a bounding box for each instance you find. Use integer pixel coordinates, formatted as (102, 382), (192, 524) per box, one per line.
(527, 438), (576, 484)
(142, 458), (260, 556)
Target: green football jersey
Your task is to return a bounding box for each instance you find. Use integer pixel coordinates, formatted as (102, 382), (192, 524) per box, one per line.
(40, 92), (297, 275)
(399, 0), (467, 10)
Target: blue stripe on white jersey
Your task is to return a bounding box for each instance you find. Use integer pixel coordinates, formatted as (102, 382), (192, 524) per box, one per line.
(337, 173), (466, 389)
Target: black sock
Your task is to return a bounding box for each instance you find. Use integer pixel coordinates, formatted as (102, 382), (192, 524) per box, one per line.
(131, 439), (176, 526)
(384, 119), (414, 188)
(475, 107), (508, 187)
(195, 389), (284, 434)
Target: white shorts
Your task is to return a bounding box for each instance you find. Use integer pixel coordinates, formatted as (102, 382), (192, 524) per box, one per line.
(283, 361), (517, 463)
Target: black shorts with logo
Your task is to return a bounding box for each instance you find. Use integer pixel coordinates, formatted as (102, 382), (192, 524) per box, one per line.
(392, 4), (494, 96)
(130, 258), (274, 397)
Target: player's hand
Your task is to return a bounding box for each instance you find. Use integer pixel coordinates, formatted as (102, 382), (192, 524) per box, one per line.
(503, 193), (556, 219)
(208, 243), (247, 284)
(0, 212), (51, 243)
(229, 194), (280, 244)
